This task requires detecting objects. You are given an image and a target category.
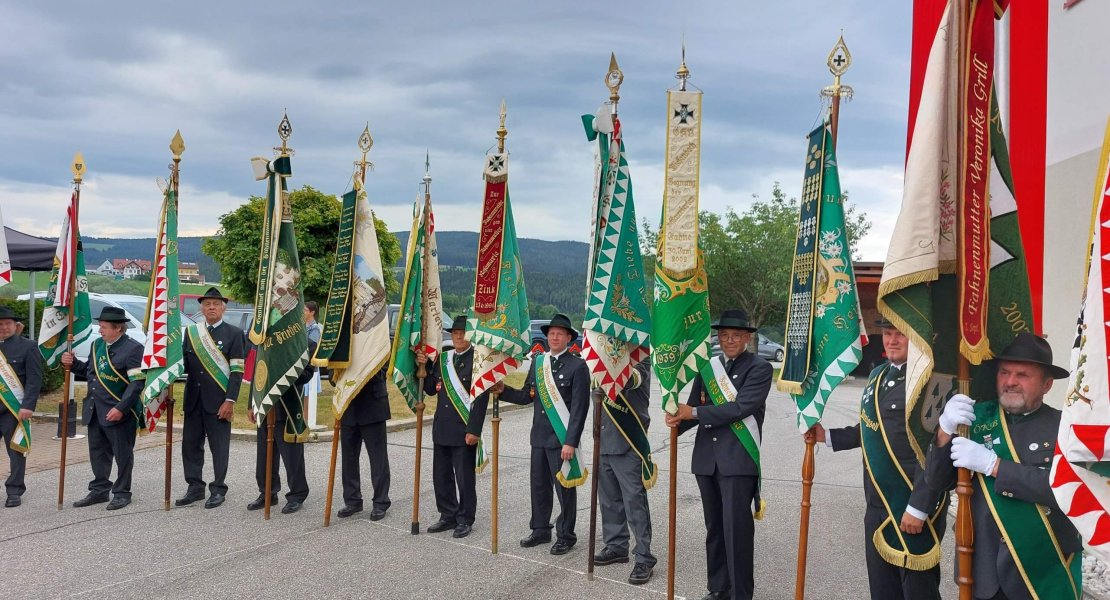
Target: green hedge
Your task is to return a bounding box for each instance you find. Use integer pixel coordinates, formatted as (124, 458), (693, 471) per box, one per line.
(0, 297), (65, 393)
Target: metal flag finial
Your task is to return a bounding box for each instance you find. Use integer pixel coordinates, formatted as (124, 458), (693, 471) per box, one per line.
(423, 150), (431, 184)
(275, 111), (294, 157)
(497, 99), (508, 153)
(71, 152), (87, 183)
(605, 52), (624, 105)
(822, 33), (854, 102)
(170, 130), (185, 161)
(355, 122), (374, 180)
(676, 42), (690, 91)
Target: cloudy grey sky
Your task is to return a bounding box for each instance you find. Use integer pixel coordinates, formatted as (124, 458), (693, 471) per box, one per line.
(0, 0), (912, 261)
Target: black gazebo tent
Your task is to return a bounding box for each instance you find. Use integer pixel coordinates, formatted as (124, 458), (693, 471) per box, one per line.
(5, 226), (55, 271)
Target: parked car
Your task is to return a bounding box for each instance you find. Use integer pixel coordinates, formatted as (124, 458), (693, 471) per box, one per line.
(386, 304), (454, 351)
(528, 319), (583, 356)
(710, 332), (785, 363)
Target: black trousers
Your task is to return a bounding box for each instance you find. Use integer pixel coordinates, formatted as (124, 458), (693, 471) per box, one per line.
(432, 443), (477, 525)
(181, 408), (231, 495)
(696, 470), (756, 600)
(87, 417), (136, 499)
(0, 411), (27, 498)
(340, 420), (390, 511)
(529, 446), (577, 543)
(254, 417), (308, 503)
(863, 505), (943, 600)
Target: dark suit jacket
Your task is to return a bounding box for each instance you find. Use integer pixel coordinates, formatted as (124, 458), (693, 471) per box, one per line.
(829, 362), (943, 516)
(600, 360), (651, 456)
(423, 348), (489, 446)
(677, 352), (771, 477)
(74, 335), (144, 428)
(0, 334), (44, 410)
(925, 402), (1081, 600)
(183, 321), (246, 414)
(501, 351), (590, 449)
(341, 368), (391, 427)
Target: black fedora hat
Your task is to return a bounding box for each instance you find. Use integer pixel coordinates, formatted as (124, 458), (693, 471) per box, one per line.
(541, 313), (579, 339)
(874, 316), (896, 329)
(197, 287), (229, 304)
(95, 306), (130, 323)
(444, 315), (468, 333)
(711, 310), (758, 332)
(0, 306), (24, 321)
(993, 332), (1069, 380)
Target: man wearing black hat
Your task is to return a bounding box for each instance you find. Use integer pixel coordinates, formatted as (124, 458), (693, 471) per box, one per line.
(926, 332), (1081, 599)
(175, 287), (245, 509)
(665, 309), (772, 600)
(812, 318), (949, 600)
(497, 313), (591, 555)
(415, 315), (490, 538)
(332, 366), (391, 520)
(0, 307), (43, 507)
(62, 307), (145, 510)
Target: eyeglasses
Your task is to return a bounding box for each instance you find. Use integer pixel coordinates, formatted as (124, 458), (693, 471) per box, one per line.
(717, 332), (750, 342)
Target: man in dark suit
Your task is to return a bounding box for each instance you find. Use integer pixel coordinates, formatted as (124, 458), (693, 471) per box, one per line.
(333, 366), (392, 520)
(498, 313), (591, 555)
(416, 315), (490, 538)
(0, 307), (44, 507)
(247, 342), (317, 515)
(593, 359), (656, 585)
(176, 287), (245, 509)
(926, 333), (1081, 599)
(665, 310), (772, 600)
(62, 307), (145, 510)
(814, 318), (948, 600)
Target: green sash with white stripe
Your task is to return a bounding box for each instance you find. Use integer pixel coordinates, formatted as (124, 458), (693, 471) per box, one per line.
(535, 353), (587, 487)
(0, 347), (30, 453)
(186, 324), (231, 392)
(699, 355), (765, 519)
(441, 351), (488, 473)
(93, 339), (143, 431)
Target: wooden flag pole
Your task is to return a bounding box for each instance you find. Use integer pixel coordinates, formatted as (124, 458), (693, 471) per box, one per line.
(491, 393), (501, 553)
(666, 425), (678, 600)
(57, 152), (86, 510)
(587, 388), (602, 581)
(323, 416), (341, 527)
(264, 409), (275, 520)
(163, 133), (183, 512)
(411, 359), (426, 535)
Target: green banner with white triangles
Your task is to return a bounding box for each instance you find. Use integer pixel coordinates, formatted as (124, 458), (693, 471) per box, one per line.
(140, 187), (184, 431)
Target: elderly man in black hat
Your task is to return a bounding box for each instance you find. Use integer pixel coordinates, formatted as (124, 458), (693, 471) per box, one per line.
(496, 313), (591, 555)
(665, 309), (772, 600)
(61, 307), (145, 510)
(812, 317), (949, 600)
(926, 332), (1081, 599)
(175, 287), (245, 509)
(0, 306), (43, 507)
(415, 315), (490, 538)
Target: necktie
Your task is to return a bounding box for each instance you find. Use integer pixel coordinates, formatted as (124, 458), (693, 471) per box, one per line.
(725, 358), (734, 371)
(207, 325), (215, 334)
(552, 356), (562, 371)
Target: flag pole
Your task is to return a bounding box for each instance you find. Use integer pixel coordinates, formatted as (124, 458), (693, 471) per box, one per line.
(410, 155), (433, 536)
(163, 131), (184, 512)
(490, 101), (508, 555)
(953, 2), (975, 598)
(57, 152), (86, 510)
(324, 415), (340, 527)
(793, 35), (855, 600)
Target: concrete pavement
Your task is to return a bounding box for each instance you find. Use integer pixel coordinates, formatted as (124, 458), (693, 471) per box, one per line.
(1, 376), (959, 599)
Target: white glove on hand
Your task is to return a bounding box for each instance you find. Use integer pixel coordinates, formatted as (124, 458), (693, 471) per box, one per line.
(950, 436), (998, 476)
(939, 393), (976, 435)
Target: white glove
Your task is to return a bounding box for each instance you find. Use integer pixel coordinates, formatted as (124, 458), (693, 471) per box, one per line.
(950, 436), (999, 476)
(939, 393), (976, 435)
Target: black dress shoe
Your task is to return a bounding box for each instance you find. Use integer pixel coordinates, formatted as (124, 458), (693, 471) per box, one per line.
(368, 507), (387, 521)
(550, 540), (575, 555)
(519, 531), (552, 548)
(72, 494), (109, 508)
(700, 592), (730, 600)
(204, 494), (225, 509)
(427, 518), (457, 533)
(452, 523), (472, 539)
(593, 546), (629, 566)
(174, 492), (205, 507)
(106, 497), (131, 510)
(337, 505), (363, 518)
(246, 494), (278, 511)
(5, 496), (21, 508)
(628, 563), (653, 585)
(281, 500), (303, 514)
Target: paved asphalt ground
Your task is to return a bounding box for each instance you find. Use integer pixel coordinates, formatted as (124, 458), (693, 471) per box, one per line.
(2, 373), (959, 599)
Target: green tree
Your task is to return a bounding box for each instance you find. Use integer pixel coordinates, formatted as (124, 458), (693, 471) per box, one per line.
(203, 185), (401, 305)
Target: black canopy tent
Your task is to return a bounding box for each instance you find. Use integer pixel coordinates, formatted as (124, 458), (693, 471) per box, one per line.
(4, 226), (57, 338)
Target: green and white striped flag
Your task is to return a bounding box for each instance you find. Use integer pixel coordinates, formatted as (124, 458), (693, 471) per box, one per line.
(140, 184), (184, 432)
(38, 193), (92, 368)
(777, 123), (863, 431)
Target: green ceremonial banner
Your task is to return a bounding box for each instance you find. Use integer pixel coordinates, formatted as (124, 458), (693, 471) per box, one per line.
(140, 187), (184, 432)
(778, 124), (863, 431)
(248, 155), (310, 442)
(38, 198), (92, 368)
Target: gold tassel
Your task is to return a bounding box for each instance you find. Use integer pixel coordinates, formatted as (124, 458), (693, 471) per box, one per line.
(556, 468), (589, 488)
(753, 498), (767, 521)
(642, 462), (658, 491)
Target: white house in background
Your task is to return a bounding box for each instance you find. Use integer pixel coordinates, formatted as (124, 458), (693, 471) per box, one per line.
(93, 259), (116, 276)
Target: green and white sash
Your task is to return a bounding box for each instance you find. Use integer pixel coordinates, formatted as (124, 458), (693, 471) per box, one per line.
(186, 324), (232, 392)
(535, 353), (587, 488)
(860, 364), (944, 570)
(93, 339), (143, 431)
(441, 350), (488, 473)
(700, 355), (765, 519)
(0, 347), (30, 453)
(601, 369), (656, 489)
(970, 401), (1082, 599)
